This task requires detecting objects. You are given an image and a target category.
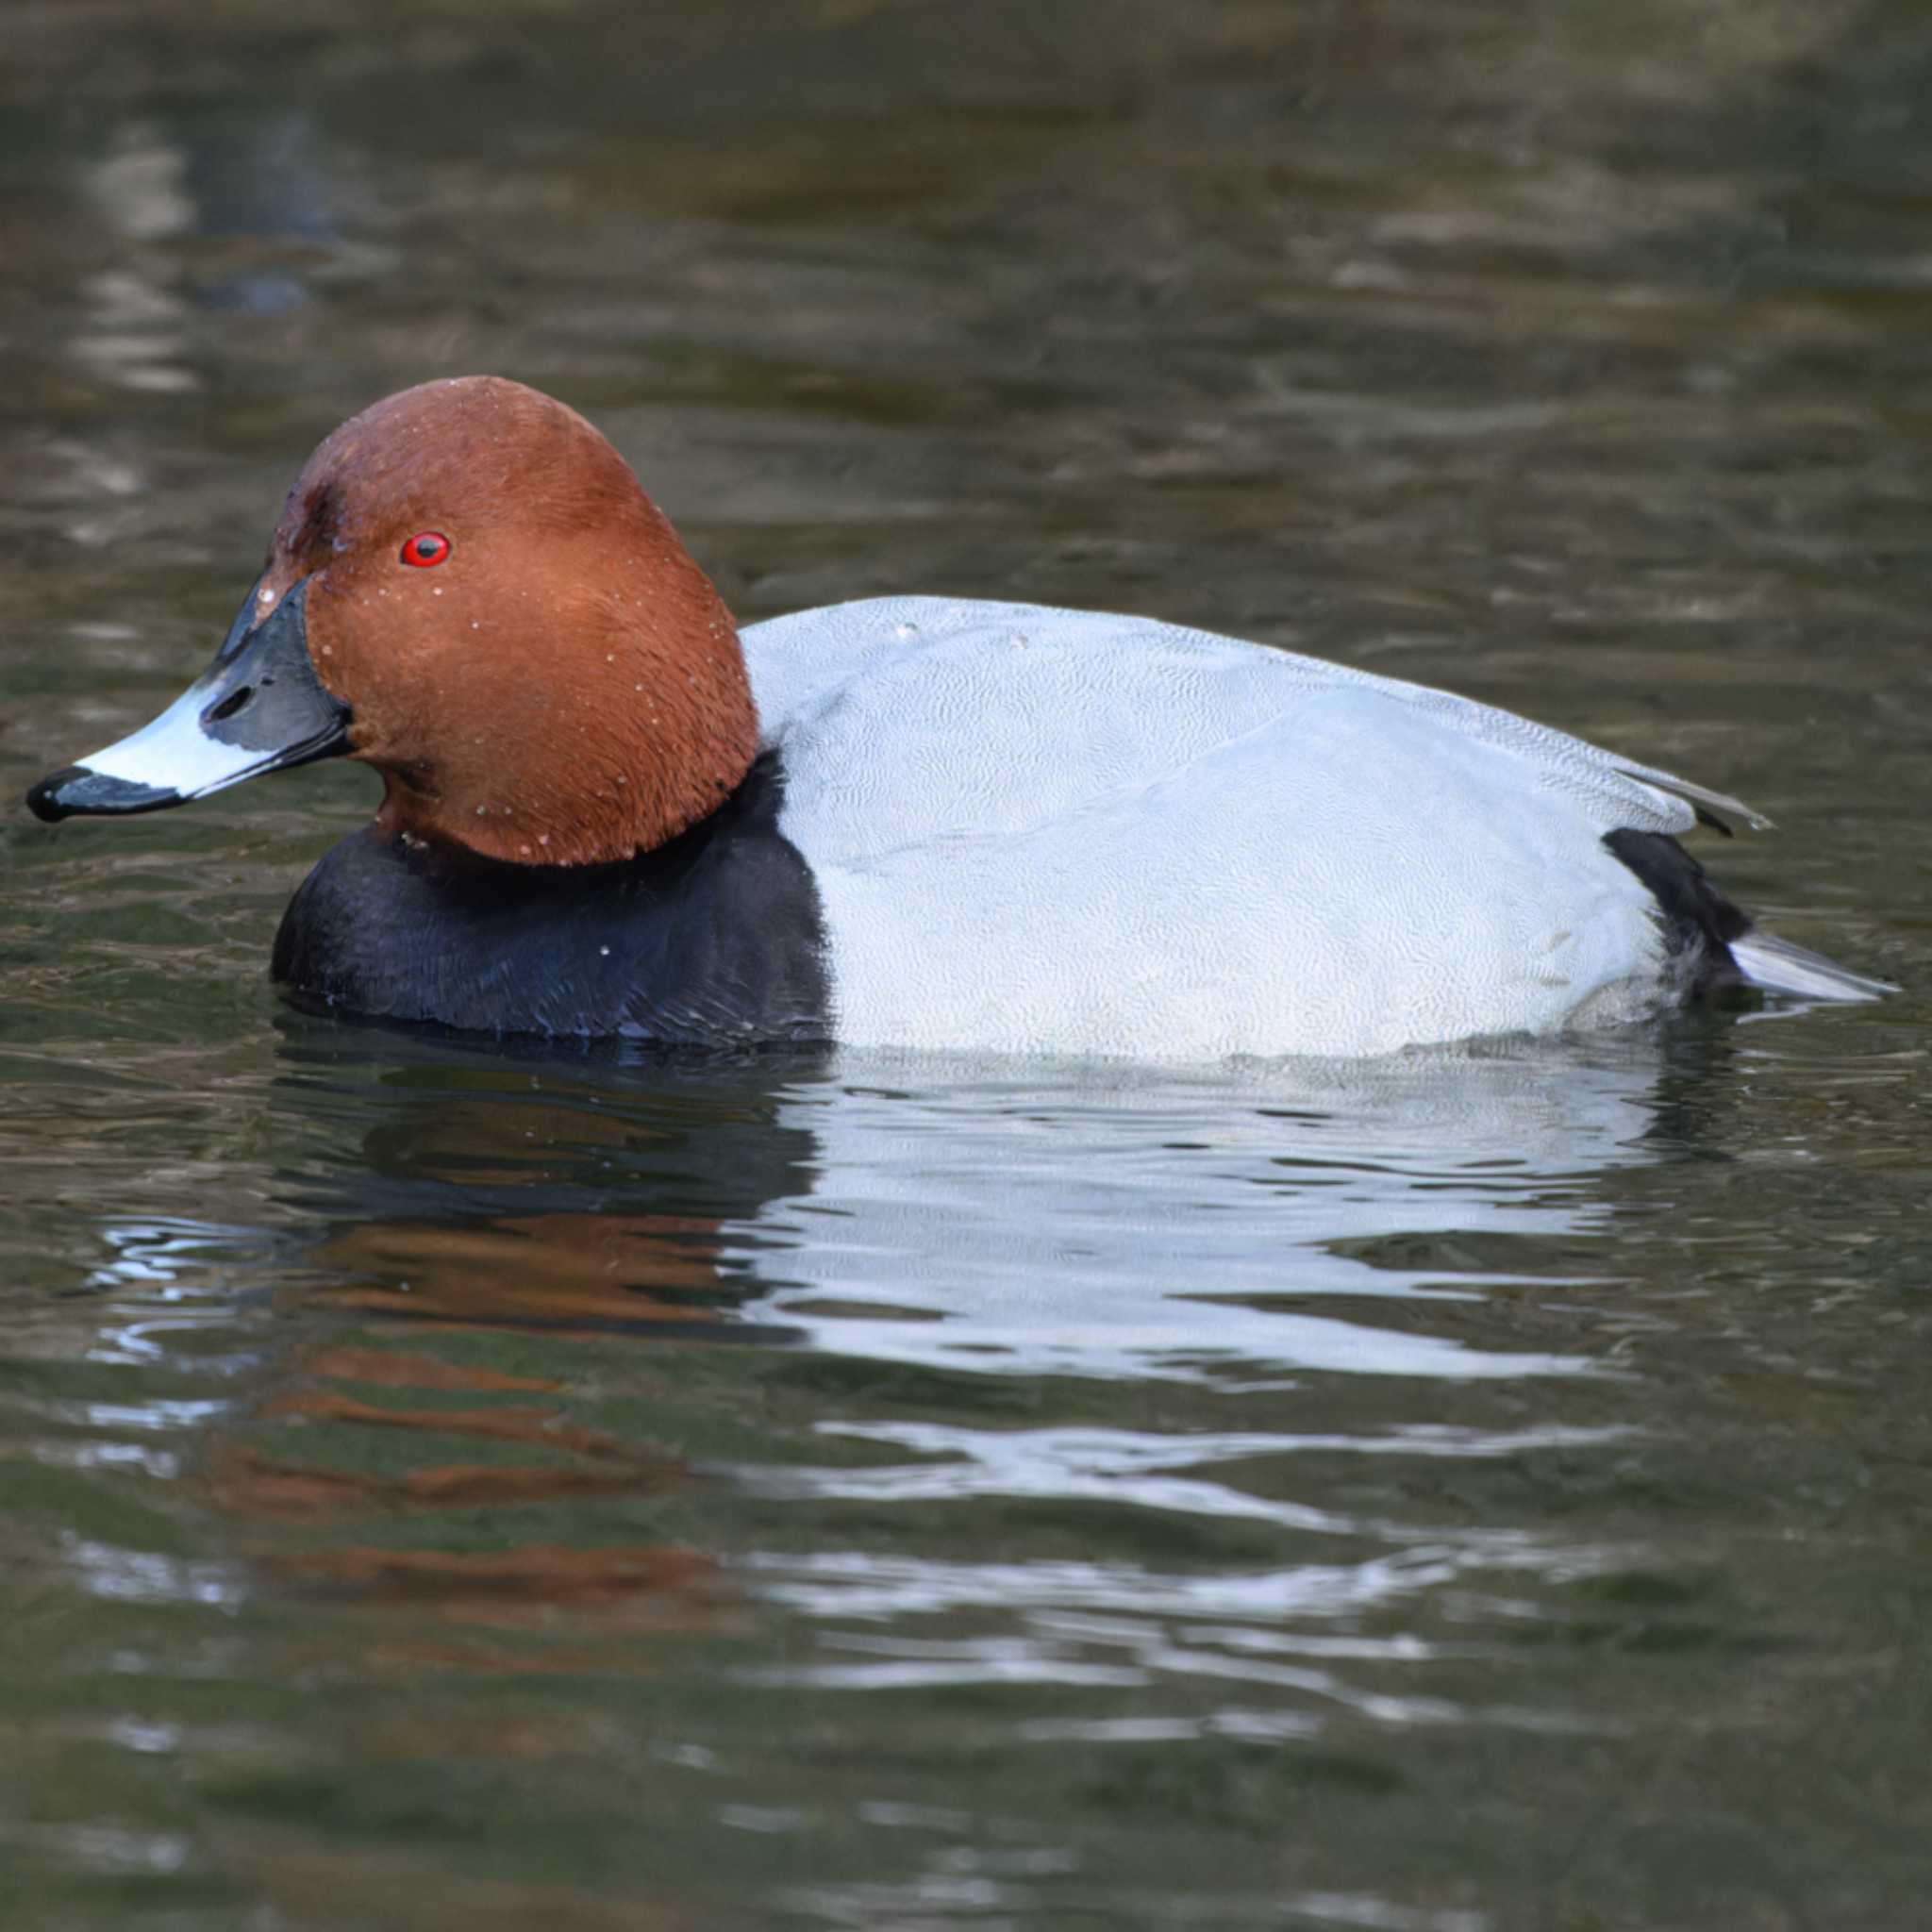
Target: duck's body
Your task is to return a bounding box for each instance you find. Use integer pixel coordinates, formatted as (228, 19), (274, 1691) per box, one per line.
(279, 591), (1835, 1058)
(27, 378), (1886, 1058)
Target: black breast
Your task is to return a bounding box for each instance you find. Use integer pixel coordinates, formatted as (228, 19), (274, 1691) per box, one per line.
(271, 751), (831, 1044)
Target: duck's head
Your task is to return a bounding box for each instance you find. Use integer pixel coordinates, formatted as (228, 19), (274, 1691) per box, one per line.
(26, 377), (758, 866)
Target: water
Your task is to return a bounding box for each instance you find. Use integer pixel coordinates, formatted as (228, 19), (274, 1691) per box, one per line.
(4, 3), (1930, 1926)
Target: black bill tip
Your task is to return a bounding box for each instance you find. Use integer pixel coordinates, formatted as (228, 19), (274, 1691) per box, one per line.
(25, 766), (181, 823)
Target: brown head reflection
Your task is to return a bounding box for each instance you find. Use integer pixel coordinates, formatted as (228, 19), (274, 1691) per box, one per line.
(200, 1040), (820, 1674)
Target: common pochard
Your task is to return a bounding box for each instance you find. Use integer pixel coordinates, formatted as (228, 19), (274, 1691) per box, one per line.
(25, 376), (1885, 1057)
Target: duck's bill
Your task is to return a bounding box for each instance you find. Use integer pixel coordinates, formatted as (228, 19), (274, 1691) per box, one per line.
(25, 578), (351, 823)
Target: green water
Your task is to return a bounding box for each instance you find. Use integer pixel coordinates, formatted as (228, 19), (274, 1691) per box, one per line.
(3, 4), (1929, 1927)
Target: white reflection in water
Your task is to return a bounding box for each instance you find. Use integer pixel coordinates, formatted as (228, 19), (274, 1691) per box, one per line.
(741, 1541), (1602, 1624)
(727, 1046), (1669, 1724)
(85, 1220), (238, 1290)
(14, 1825), (192, 1877)
(727, 1044), (1666, 1382)
(59, 1535), (243, 1611)
(786, 1878), (1486, 1932)
(744, 1420), (1625, 1534)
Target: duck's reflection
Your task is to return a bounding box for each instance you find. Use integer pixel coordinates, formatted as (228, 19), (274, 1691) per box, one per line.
(720, 1042), (1695, 1385)
(67, 1014), (1740, 1699)
(256, 1022), (1724, 1381)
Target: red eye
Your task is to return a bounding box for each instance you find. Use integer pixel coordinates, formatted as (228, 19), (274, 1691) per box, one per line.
(401, 531), (450, 568)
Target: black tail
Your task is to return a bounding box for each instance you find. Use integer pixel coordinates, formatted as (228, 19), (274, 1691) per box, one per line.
(1603, 828), (1751, 998)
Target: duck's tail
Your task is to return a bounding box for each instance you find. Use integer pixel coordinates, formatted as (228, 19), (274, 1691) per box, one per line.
(1731, 932), (1895, 1003)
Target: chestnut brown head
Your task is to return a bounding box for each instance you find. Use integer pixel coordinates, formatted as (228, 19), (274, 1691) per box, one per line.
(27, 377), (758, 867)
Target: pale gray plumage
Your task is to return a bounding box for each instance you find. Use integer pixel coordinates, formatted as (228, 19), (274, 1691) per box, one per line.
(741, 596), (1865, 1059)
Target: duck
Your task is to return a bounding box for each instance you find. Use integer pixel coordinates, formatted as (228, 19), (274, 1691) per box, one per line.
(25, 375), (1886, 1058)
